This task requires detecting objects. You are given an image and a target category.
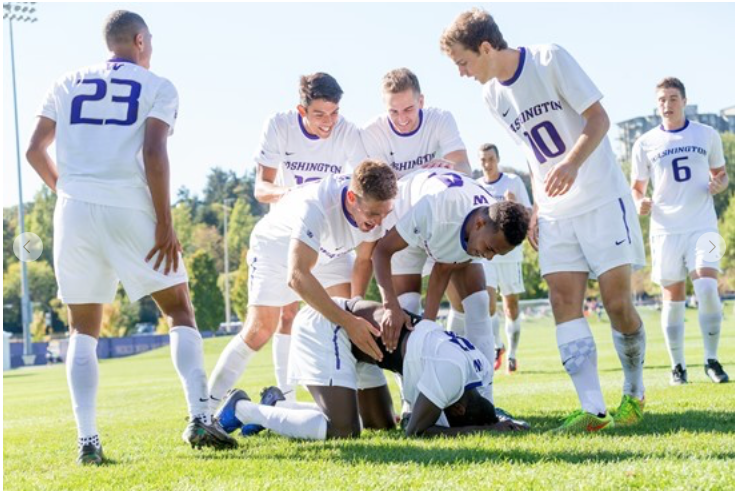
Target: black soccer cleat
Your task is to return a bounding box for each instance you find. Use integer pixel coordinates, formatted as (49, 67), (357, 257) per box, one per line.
(705, 359), (729, 384)
(670, 364), (688, 386)
(182, 416), (238, 450)
(77, 443), (104, 465)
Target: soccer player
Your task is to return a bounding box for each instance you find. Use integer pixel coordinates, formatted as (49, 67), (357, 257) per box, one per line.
(475, 144), (532, 373)
(25, 11), (236, 464)
(253, 73), (367, 401)
(373, 169), (530, 406)
(214, 299), (528, 439)
(631, 77), (729, 385)
(440, 8), (647, 431)
(361, 68), (472, 315)
(207, 160), (396, 419)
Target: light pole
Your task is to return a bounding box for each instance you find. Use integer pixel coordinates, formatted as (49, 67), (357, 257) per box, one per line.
(223, 199), (232, 332)
(4, 2), (38, 366)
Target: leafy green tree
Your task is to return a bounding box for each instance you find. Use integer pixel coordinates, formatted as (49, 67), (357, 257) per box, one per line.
(520, 241), (547, 299)
(228, 198), (258, 270)
(3, 260), (57, 333)
(231, 249), (249, 322)
(4, 208), (19, 273)
(192, 224), (224, 272)
(718, 196), (735, 288)
(26, 187), (57, 266)
(187, 249), (225, 331)
(172, 201), (195, 256)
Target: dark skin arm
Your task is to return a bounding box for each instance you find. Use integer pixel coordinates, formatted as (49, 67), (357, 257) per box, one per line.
(25, 116), (59, 191)
(143, 118), (181, 275)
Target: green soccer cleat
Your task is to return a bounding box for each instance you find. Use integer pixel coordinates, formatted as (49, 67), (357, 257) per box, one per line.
(613, 394), (645, 427)
(77, 443), (104, 465)
(553, 409), (614, 433)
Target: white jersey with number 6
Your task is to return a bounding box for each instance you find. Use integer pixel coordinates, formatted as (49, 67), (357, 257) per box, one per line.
(361, 107), (466, 177)
(631, 120), (725, 235)
(482, 44), (629, 220)
(254, 111), (367, 188)
(38, 58), (178, 214)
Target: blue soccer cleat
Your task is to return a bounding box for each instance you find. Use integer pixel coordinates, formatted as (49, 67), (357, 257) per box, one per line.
(240, 386), (286, 437)
(215, 388), (250, 434)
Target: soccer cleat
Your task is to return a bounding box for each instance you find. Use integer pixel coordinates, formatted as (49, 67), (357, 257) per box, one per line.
(77, 443), (104, 465)
(507, 357), (518, 374)
(705, 359), (729, 383)
(182, 415), (238, 450)
(495, 407), (530, 429)
(494, 347), (505, 371)
(553, 409), (614, 433)
(670, 364), (688, 385)
(613, 394), (644, 427)
(241, 386), (285, 437)
(215, 388), (251, 434)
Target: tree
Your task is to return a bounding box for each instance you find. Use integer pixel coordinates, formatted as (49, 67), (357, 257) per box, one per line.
(191, 224), (224, 272)
(187, 249), (225, 331)
(3, 260), (57, 333)
(25, 187), (57, 266)
(172, 201), (195, 256)
(231, 249), (249, 322)
(718, 196), (735, 289)
(228, 198), (258, 270)
(3, 208), (19, 273)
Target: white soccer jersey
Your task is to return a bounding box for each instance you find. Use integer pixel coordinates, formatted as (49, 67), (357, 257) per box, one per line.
(393, 169), (497, 264)
(361, 107), (466, 177)
(251, 175), (387, 265)
(254, 111), (367, 188)
(482, 44), (629, 220)
(403, 320), (491, 410)
(631, 120), (725, 235)
(38, 58), (178, 213)
(475, 173), (532, 263)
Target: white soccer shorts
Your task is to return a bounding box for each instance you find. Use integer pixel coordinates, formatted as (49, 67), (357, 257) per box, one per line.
(483, 261), (524, 295)
(651, 229), (721, 286)
(538, 194), (645, 278)
(53, 197), (188, 304)
(287, 304), (387, 390)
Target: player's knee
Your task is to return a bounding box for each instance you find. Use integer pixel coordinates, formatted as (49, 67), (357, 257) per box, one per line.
(242, 319), (277, 351)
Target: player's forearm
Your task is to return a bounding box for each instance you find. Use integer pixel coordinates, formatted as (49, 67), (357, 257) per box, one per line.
(143, 147), (173, 226)
(443, 150), (472, 175)
(423, 266), (452, 320)
(373, 248), (400, 309)
(254, 180), (289, 204)
(25, 149), (58, 192)
(351, 256), (373, 298)
(289, 266), (354, 327)
(564, 105), (609, 170)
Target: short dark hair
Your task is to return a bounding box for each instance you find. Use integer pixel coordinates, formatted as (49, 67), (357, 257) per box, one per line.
(445, 389), (498, 427)
(351, 159), (397, 202)
(299, 73), (343, 107)
(382, 68), (421, 95)
(488, 201), (529, 247)
(656, 77), (686, 99)
(440, 8), (508, 54)
(479, 143), (499, 159)
(103, 10), (148, 49)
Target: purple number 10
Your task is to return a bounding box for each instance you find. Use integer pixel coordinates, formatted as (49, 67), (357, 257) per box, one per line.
(522, 121), (566, 164)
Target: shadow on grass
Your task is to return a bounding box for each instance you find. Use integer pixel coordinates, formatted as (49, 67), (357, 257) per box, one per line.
(2, 372), (34, 379)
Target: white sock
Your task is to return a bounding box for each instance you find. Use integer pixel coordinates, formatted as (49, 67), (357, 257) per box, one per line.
(611, 325), (646, 400)
(66, 333), (99, 439)
(693, 278), (723, 362)
(236, 400), (327, 440)
(446, 309), (466, 336)
(275, 400), (319, 410)
(462, 291), (495, 403)
(397, 292), (422, 315)
(556, 318), (606, 416)
(492, 314), (503, 350)
(506, 316), (521, 359)
(661, 301), (686, 369)
(170, 326), (210, 422)
(272, 334), (296, 402)
(207, 335), (255, 413)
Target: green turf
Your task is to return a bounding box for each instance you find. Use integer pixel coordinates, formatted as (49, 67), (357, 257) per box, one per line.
(4, 303), (735, 490)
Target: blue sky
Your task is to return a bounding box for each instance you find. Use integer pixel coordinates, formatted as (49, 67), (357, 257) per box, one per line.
(4, 2), (735, 207)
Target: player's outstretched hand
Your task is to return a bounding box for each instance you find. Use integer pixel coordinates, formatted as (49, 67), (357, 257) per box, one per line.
(421, 158), (453, 170)
(380, 306), (412, 353)
(527, 209), (539, 251)
(503, 190), (517, 203)
(709, 173), (728, 195)
(344, 314), (383, 362)
(146, 222), (182, 275)
(636, 197), (652, 216)
(544, 160), (578, 197)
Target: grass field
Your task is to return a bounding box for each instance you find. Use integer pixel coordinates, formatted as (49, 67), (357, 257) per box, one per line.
(4, 303), (735, 491)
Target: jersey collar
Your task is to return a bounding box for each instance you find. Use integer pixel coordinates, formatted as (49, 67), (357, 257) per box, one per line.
(484, 172), (504, 185)
(499, 47), (526, 87)
(659, 119), (689, 133)
(459, 208), (480, 252)
(388, 109), (424, 137)
(341, 187), (359, 228)
(107, 57), (136, 64)
(298, 114), (320, 141)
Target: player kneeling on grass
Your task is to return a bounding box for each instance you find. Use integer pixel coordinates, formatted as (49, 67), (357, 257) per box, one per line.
(215, 299), (529, 439)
